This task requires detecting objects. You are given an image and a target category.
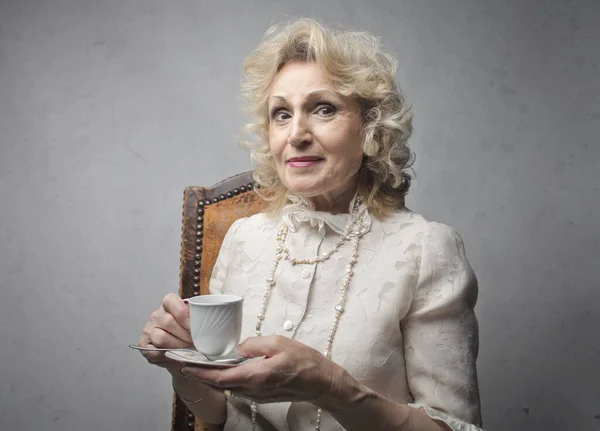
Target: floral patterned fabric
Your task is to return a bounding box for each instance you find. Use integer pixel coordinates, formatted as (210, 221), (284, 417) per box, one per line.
(209, 200), (483, 430)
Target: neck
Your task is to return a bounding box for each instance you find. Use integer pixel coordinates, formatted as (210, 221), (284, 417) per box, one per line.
(306, 182), (359, 214)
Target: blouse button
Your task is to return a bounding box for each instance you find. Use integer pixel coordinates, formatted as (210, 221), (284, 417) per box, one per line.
(283, 320), (294, 331)
(301, 269), (311, 279)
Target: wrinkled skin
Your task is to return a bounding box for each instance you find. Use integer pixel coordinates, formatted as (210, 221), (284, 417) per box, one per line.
(138, 293), (194, 375)
(138, 294), (339, 403)
(180, 335), (339, 404)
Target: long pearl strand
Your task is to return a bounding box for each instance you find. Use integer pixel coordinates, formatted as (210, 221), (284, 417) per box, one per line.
(250, 199), (365, 431)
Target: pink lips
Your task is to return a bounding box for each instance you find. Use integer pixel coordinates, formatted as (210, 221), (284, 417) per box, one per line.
(287, 157), (323, 168)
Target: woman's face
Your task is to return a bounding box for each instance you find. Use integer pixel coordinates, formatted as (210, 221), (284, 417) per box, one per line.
(267, 61), (364, 211)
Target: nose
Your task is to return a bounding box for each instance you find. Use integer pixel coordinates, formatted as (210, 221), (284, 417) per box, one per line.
(287, 115), (312, 147)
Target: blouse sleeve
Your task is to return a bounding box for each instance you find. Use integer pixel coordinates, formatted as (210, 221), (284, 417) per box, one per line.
(402, 221), (484, 430)
(208, 218), (247, 295)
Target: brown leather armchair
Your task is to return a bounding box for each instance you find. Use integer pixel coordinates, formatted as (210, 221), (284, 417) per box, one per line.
(172, 171), (267, 431)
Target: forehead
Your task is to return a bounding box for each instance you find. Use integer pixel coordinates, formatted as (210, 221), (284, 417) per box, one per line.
(269, 61), (332, 97)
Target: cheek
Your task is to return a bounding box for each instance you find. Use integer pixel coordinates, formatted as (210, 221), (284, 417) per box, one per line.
(333, 136), (363, 177)
(338, 154), (363, 179)
(268, 134), (285, 161)
(331, 120), (363, 152)
(335, 130), (363, 164)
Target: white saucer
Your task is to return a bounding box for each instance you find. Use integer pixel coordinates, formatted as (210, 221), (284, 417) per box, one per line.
(165, 350), (247, 368)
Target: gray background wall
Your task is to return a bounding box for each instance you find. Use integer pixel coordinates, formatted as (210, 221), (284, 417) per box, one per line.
(1, 0), (598, 430)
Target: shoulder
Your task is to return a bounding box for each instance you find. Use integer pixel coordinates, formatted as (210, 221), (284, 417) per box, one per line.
(225, 212), (280, 241)
(376, 209), (466, 249)
(375, 209), (457, 235)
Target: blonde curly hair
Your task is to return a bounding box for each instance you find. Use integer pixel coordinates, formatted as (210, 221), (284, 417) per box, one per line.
(239, 18), (414, 217)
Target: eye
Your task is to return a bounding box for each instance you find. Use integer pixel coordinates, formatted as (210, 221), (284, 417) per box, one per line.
(270, 108), (291, 122)
(315, 103), (337, 117)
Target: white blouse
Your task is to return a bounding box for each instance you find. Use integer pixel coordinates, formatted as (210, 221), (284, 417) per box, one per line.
(209, 198), (484, 431)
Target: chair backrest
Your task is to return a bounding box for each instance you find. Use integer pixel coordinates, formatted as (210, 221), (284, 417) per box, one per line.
(172, 171), (267, 431)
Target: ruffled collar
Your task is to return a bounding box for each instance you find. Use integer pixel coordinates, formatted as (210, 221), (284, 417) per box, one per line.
(280, 193), (372, 236)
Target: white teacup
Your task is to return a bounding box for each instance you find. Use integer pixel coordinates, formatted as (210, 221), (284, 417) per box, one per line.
(184, 294), (243, 357)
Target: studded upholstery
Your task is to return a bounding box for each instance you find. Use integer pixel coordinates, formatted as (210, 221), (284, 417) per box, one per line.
(172, 171), (267, 431)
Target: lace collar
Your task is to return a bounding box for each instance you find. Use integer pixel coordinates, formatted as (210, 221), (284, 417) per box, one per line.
(280, 193), (372, 236)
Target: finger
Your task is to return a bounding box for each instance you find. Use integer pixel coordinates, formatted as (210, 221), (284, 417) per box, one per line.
(145, 308), (192, 346)
(138, 343), (182, 369)
(144, 351), (174, 366)
(236, 335), (288, 358)
(156, 311), (193, 344)
(149, 327), (191, 349)
(180, 360), (265, 388)
(162, 293), (190, 330)
(140, 323), (169, 349)
(139, 324), (153, 346)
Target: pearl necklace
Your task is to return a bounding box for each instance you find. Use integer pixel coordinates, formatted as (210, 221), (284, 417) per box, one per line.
(250, 198), (366, 431)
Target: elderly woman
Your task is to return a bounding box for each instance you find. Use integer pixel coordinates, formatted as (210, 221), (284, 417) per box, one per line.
(138, 19), (483, 431)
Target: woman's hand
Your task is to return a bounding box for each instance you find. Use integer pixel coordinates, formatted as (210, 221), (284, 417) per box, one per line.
(138, 293), (194, 375)
(179, 335), (345, 404)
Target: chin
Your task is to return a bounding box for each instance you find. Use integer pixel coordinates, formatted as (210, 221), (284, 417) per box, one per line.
(286, 187), (323, 199)
(283, 179), (325, 198)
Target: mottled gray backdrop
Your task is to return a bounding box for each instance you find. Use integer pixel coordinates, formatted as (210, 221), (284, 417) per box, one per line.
(1, 0), (598, 430)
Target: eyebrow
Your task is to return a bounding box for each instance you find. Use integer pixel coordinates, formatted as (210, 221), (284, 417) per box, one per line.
(269, 89), (337, 102)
